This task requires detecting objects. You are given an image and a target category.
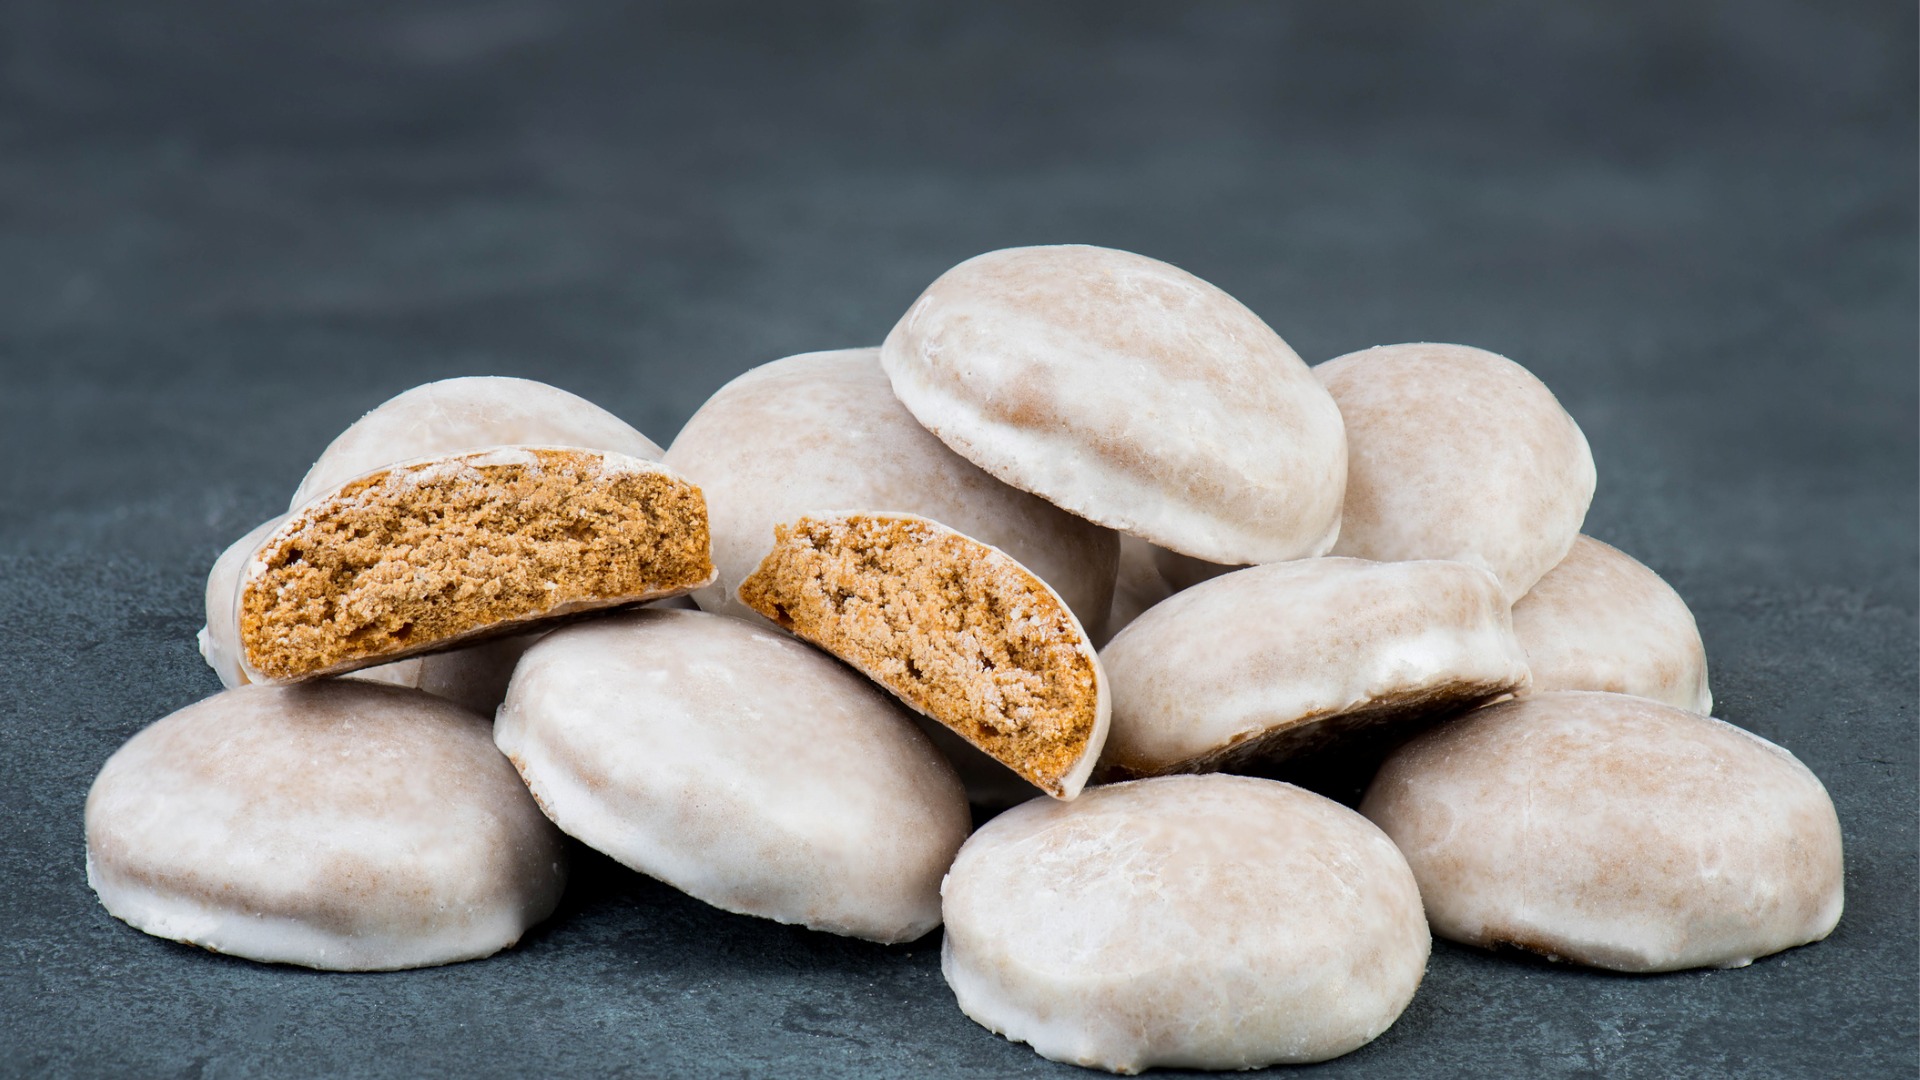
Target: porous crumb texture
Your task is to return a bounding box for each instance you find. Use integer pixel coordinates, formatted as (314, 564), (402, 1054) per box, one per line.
(1099, 678), (1523, 783)
(738, 514), (1098, 794)
(241, 449), (712, 681)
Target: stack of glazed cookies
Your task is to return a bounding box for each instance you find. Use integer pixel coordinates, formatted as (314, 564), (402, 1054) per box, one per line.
(87, 245), (1844, 1074)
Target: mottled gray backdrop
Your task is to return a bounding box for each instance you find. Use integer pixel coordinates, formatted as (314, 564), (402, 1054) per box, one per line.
(1, 2), (1914, 1077)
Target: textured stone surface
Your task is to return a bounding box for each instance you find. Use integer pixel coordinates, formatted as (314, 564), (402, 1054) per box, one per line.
(0, 1), (1912, 1076)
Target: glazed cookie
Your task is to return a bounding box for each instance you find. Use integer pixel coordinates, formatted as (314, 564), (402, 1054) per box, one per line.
(738, 513), (1109, 800)
(291, 376), (664, 509)
(881, 245), (1347, 565)
(1361, 691), (1844, 972)
(236, 447), (713, 682)
(942, 774), (1429, 1071)
(664, 348), (1118, 637)
(199, 518), (540, 714)
(85, 681), (567, 970)
(1315, 343), (1596, 602)
(495, 609), (970, 943)
(1511, 534), (1712, 713)
(1097, 558), (1529, 780)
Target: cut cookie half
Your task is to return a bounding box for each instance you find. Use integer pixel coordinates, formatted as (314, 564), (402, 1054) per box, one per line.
(738, 512), (1108, 799)
(238, 446), (714, 682)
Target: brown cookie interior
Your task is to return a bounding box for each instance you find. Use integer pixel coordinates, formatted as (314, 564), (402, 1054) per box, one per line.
(738, 514), (1098, 796)
(241, 449), (711, 681)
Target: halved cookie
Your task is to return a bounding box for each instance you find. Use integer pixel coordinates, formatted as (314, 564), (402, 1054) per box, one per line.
(237, 446), (713, 682)
(739, 512), (1108, 799)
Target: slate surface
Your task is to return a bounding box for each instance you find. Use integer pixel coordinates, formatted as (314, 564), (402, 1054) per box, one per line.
(2, 2), (1914, 1076)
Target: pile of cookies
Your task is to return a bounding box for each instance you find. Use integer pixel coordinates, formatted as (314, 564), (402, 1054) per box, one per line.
(86, 245), (1844, 1073)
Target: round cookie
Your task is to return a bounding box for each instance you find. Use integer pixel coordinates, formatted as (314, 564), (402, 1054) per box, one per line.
(1511, 534), (1713, 713)
(1361, 691), (1844, 972)
(1315, 342), (1596, 602)
(291, 376), (663, 509)
(738, 512), (1109, 800)
(881, 245), (1347, 565)
(665, 348), (1118, 637)
(198, 518), (540, 714)
(1098, 558), (1530, 780)
(495, 608), (971, 943)
(942, 774), (1429, 1071)
(85, 681), (567, 970)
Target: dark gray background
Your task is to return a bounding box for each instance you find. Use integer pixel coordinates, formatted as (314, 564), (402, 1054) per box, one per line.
(2, 2), (1914, 1076)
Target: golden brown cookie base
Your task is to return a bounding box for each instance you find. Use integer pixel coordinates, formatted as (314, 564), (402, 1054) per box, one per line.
(738, 514), (1098, 796)
(240, 449), (712, 681)
(1098, 678), (1521, 783)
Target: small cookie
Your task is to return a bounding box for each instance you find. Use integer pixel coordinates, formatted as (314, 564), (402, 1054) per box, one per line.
(1316, 342), (1596, 602)
(291, 375), (664, 509)
(738, 512), (1109, 799)
(664, 347), (1118, 638)
(1511, 534), (1712, 713)
(85, 681), (566, 970)
(1098, 558), (1529, 780)
(942, 774), (1429, 1071)
(495, 609), (970, 943)
(882, 245), (1347, 565)
(237, 447), (713, 682)
(1361, 691), (1844, 972)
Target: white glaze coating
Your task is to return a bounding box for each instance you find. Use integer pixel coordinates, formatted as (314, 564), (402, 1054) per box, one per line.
(85, 681), (567, 970)
(291, 376), (663, 509)
(494, 609), (971, 943)
(199, 516), (538, 713)
(199, 517), (282, 688)
(665, 348), (1117, 638)
(881, 245), (1348, 565)
(1098, 558), (1529, 777)
(1315, 343), (1596, 603)
(1361, 691), (1844, 972)
(942, 775), (1429, 1072)
(1511, 534), (1713, 713)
